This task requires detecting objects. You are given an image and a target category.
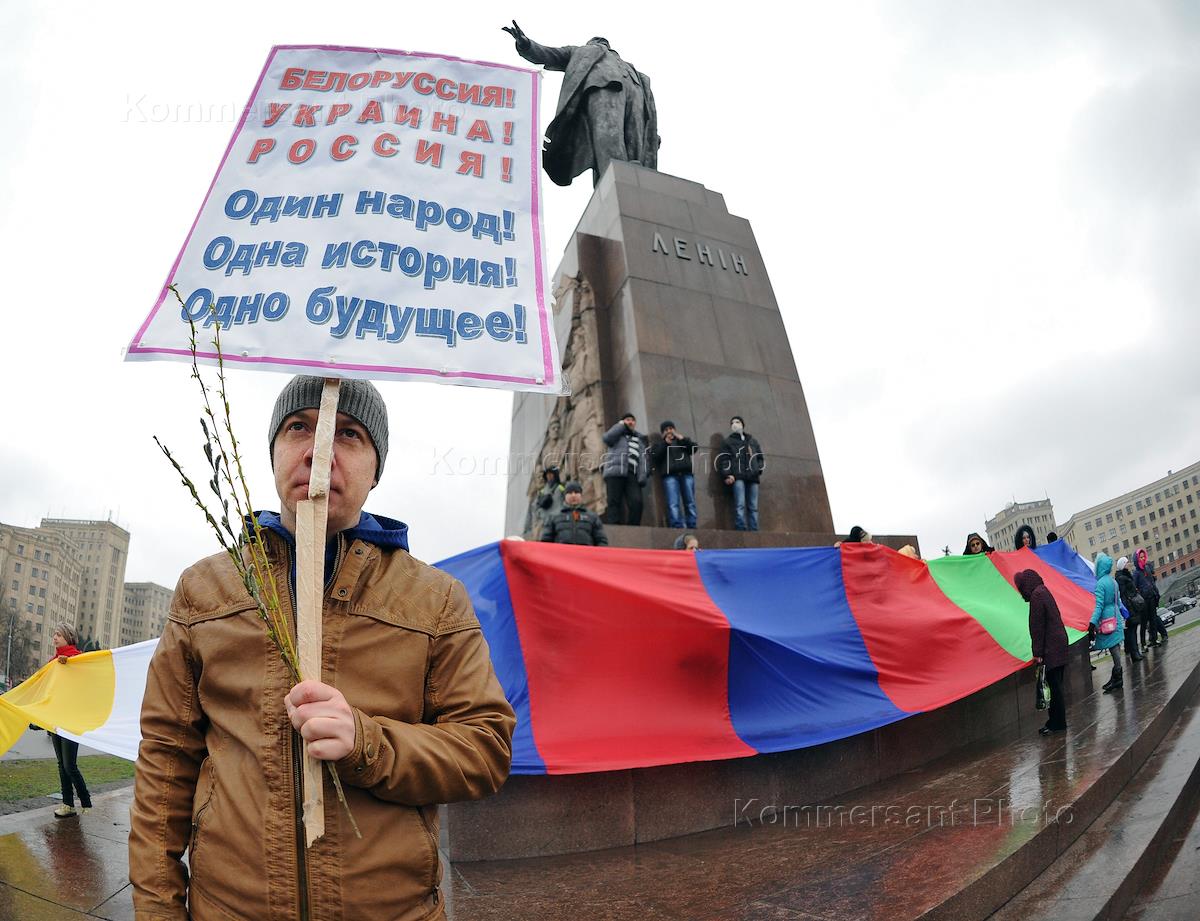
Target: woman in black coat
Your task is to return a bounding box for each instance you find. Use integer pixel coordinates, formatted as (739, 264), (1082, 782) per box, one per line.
(1114, 557), (1145, 660)
(1016, 570), (1069, 734)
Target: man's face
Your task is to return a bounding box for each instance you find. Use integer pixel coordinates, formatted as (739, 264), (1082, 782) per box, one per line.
(684, 537), (699, 551)
(565, 491), (583, 507)
(968, 537), (984, 553)
(663, 426), (676, 440)
(623, 415), (636, 428)
(273, 409), (378, 535)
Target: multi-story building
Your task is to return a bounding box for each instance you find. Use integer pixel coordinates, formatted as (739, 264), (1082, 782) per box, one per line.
(986, 498), (1057, 552)
(39, 518), (130, 649)
(1057, 460), (1200, 584)
(120, 582), (174, 646)
(0, 523), (84, 664)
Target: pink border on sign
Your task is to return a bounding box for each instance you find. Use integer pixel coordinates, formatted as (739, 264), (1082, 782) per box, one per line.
(129, 44), (555, 389)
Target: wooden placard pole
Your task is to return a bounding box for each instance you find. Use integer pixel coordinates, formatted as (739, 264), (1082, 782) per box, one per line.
(296, 377), (339, 846)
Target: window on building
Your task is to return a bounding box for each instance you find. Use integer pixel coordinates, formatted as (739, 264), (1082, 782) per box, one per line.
(1106, 513), (1113, 524)
(1085, 522), (1093, 532)
(1151, 512), (1157, 521)
(34, 549), (41, 560)
(1156, 541), (1163, 551)
(26, 603), (33, 612)
(14, 563), (21, 574)
(1137, 499), (1143, 510)
(1126, 505), (1133, 515)
(16, 544), (23, 555)
(28, 586), (35, 596)
(1156, 492), (1162, 501)
(38, 588), (45, 598)
(36, 605), (44, 615)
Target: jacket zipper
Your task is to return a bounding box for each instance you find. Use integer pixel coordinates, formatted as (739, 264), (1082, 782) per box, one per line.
(285, 533), (347, 921)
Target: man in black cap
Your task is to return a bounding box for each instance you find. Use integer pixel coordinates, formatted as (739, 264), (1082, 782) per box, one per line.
(541, 482), (609, 545)
(130, 375), (515, 921)
(648, 420), (698, 529)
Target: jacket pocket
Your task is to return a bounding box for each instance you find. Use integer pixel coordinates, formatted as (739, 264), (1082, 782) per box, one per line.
(189, 756), (216, 870)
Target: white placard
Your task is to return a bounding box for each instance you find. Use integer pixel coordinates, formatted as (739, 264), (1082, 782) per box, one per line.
(127, 45), (561, 393)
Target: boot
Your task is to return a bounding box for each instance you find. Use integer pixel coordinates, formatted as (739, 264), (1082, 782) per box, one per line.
(1104, 671), (1124, 693)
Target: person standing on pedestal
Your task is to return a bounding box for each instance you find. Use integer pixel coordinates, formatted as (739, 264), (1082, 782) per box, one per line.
(649, 421), (698, 529)
(717, 416), (765, 532)
(541, 482), (609, 546)
(602, 413), (648, 525)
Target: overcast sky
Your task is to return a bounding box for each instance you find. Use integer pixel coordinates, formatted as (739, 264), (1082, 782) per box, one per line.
(2, 1), (1198, 586)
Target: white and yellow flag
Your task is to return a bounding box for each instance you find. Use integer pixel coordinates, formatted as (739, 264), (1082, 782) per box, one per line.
(0, 640), (157, 760)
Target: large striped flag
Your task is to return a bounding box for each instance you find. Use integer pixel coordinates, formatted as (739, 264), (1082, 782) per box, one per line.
(0, 542), (1096, 770)
(437, 540), (1095, 774)
(0, 640), (156, 760)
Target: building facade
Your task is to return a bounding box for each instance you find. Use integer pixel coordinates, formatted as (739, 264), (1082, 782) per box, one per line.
(986, 499), (1057, 552)
(39, 519), (130, 649)
(1057, 460), (1200, 584)
(120, 582), (174, 646)
(0, 523), (84, 666)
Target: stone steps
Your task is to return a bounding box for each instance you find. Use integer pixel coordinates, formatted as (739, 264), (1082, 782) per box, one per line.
(987, 645), (1200, 920)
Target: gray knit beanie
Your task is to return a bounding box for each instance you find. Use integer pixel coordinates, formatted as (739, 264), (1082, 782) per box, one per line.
(269, 376), (389, 480)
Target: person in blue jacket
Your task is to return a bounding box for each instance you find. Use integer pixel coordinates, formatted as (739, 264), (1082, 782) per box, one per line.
(1090, 553), (1125, 693)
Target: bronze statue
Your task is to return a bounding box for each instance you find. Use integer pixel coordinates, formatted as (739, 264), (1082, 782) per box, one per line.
(503, 20), (660, 187)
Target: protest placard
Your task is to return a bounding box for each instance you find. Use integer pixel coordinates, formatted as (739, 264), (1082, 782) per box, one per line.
(127, 44), (561, 394)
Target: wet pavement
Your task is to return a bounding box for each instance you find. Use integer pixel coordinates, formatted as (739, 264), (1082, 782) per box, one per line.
(0, 627), (1197, 921)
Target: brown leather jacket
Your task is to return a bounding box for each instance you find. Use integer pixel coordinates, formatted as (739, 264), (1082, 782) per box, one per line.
(129, 529), (515, 920)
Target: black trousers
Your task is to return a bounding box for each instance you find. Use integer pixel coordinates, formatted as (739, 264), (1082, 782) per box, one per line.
(1142, 611), (1168, 643)
(1124, 620), (1142, 656)
(604, 473), (643, 525)
(51, 733), (92, 808)
(1045, 665), (1067, 730)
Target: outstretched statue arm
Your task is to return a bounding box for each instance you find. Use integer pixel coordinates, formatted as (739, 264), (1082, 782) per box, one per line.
(502, 20), (573, 71)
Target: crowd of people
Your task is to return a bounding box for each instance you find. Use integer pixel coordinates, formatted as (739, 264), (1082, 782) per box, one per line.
(957, 521), (1171, 735)
(528, 412), (767, 545)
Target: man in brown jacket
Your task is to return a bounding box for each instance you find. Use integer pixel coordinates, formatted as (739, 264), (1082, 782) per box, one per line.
(129, 376), (516, 920)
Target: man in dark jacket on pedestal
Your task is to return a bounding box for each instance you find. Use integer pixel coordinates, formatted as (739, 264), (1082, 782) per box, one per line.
(716, 415), (765, 531)
(1016, 569), (1069, 735)
(541, 482), (609, 546)
(601, 412), (648, 526)
(648, 420), (698, 529)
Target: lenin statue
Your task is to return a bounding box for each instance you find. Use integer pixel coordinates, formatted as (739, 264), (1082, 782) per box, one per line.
(503, 21), (660, 187)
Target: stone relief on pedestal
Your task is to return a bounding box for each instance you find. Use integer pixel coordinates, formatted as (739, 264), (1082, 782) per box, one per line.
(522, 273), (608, 537)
